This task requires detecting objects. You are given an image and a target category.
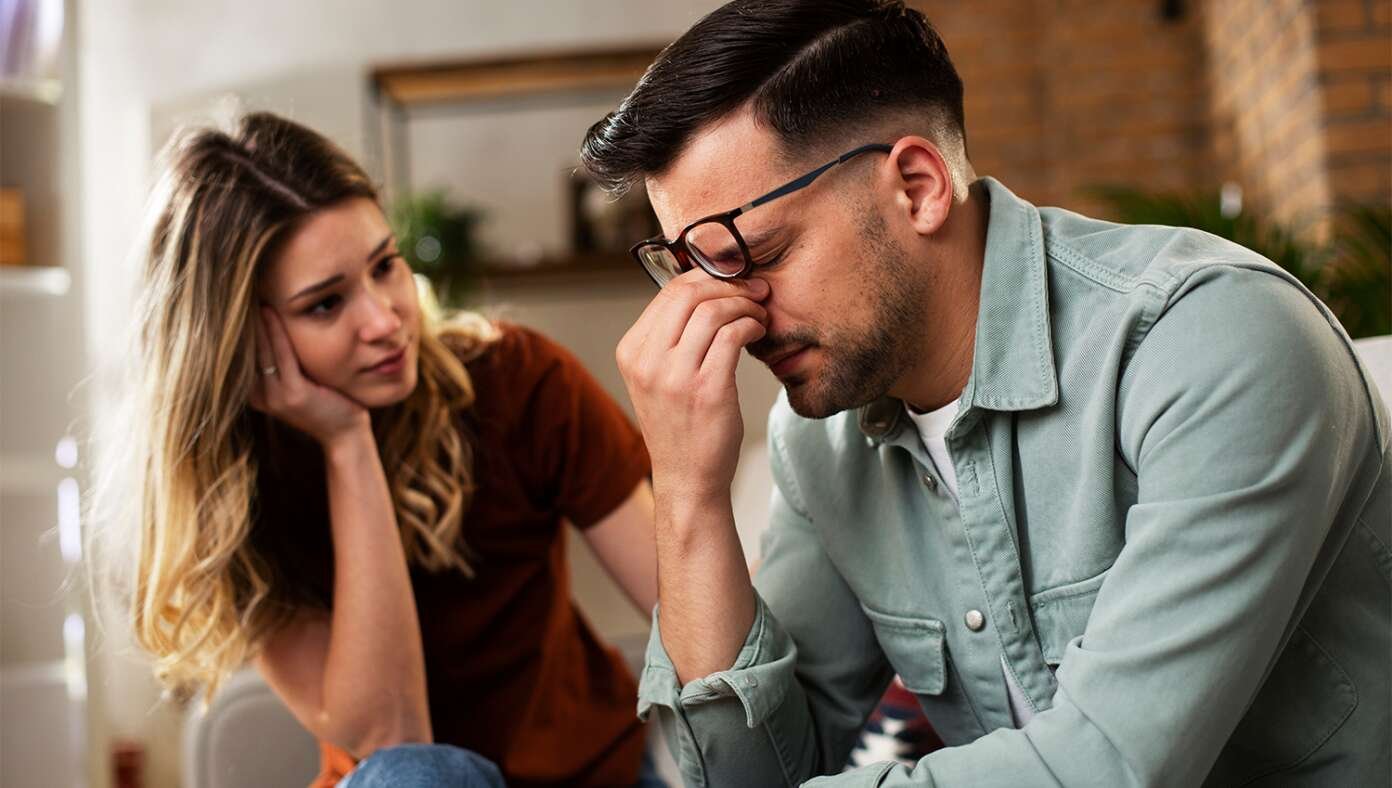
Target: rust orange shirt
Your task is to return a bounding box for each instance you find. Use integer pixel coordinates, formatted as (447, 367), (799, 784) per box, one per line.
(256, 324), (651, 788)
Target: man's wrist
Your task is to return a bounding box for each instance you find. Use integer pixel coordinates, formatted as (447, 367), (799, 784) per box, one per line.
(652, 474), (731, 520)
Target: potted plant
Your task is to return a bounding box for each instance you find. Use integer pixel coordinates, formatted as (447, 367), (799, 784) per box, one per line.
(389, 190), (485, 307)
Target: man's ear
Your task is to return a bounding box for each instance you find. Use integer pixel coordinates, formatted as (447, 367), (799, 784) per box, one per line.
(885, 136), (954, 237)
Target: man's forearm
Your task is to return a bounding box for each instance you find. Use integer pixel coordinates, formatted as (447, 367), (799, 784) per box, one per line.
(654, 483), (757, 685)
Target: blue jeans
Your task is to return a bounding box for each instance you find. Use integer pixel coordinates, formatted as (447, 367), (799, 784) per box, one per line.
(337, 744), (504, 788)
(337, 744), (669, 788)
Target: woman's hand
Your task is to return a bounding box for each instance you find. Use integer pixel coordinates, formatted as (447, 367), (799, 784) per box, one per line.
(250, 307), (370, 448)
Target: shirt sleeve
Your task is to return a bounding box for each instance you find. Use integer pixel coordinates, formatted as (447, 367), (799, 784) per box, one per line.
(505, 324), (651, 528)
(817, 267), (1380, 786)
(635, 400), (894, 787)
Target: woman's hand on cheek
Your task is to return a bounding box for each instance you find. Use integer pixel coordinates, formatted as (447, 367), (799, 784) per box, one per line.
(249, 307), (370, 447)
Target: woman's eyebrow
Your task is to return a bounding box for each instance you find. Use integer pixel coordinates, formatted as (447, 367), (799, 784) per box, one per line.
(286, 235), (394, 303)
(289, 274), (344, 303)
(365, 234), (392, 261)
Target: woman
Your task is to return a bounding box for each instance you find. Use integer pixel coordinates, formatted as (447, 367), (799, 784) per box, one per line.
(94, 111), (662, 787)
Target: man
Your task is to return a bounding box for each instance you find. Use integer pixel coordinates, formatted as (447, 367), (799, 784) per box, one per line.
(580, 1), (1391, 785)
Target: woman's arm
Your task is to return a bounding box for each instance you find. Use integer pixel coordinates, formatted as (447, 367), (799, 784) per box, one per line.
(579, 480), (658, 618)
(256, 425), (432, 759)
(251, 310), (430, 758)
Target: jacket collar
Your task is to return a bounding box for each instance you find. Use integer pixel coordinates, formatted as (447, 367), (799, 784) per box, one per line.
(860, 177), (1058, 444)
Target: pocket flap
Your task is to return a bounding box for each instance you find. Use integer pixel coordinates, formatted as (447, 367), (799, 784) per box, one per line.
(861, 606), (947, 695)
(1029, 569), (1108, 665)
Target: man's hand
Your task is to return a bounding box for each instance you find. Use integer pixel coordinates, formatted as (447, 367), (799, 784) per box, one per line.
(617, 269), (768, 682)
(616, 271), (769, 508)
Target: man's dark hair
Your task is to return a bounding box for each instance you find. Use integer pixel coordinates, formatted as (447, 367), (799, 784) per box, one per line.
(580, 0), (966, 195)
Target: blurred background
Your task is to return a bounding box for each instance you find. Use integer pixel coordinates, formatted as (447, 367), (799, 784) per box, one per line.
(0, 1), (1387, 786)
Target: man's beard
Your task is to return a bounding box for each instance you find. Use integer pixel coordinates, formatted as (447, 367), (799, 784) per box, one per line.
(752, 211), (926, 420)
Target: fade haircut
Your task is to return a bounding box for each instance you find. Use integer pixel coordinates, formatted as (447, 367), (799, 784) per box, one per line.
(581, 0), (970, 201)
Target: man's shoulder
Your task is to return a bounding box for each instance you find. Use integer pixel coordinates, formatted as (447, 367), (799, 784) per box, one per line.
(1037, 205), (1292, 300)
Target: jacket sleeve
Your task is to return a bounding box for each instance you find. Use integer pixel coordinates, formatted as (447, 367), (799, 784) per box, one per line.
(636, 410), (895, 787)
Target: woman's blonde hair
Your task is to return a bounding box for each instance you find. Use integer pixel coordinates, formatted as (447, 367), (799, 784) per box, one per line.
(89, 112), (493, 700)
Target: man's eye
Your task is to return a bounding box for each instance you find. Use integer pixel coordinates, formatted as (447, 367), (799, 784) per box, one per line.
(754, 249), (786, 268)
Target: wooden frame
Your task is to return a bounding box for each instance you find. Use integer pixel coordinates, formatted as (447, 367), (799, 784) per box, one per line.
(372, 46), (661, 107)
(367, 46), (664, 285)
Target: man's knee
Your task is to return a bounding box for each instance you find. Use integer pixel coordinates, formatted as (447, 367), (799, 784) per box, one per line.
(341, 743), (505, 788)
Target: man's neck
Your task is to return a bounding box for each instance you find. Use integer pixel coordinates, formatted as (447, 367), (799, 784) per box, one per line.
(895, 180), (989, 413)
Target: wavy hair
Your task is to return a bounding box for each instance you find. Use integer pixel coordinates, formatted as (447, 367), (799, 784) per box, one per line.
(89, 112), (493, 700)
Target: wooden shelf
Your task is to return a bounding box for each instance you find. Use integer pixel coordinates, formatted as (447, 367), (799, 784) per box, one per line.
(0, 266), (70, 297)
(0, 78), (62, 105)
(477, 251), (636, 282)
(372, 46), (662, 107)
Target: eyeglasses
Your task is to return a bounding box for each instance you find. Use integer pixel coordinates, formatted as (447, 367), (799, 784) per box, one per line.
(629, 143), (893, 288)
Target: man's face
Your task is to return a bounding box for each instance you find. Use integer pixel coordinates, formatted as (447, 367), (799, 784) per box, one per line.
(645, 111), (927, 419)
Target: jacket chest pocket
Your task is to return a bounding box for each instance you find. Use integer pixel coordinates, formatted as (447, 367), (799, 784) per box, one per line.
(1028, 568), (1109, 666)
(861, 606), (947, 696)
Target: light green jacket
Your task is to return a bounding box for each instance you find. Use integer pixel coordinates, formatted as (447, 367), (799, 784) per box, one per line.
(636, 178), (1391, 787)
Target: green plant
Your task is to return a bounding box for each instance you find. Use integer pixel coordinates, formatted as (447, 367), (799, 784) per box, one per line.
(1087, 186), (1391, 339)
(389, 190), (485, 306)
(1323, 204), (1392, 339)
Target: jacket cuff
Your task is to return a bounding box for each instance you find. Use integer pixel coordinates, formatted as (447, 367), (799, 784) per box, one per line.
(636, 592), (795, 729)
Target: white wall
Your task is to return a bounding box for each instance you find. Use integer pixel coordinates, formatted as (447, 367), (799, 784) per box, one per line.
(75, 2), (788, 786)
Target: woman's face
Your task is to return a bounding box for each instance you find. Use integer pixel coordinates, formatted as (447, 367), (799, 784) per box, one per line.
(258, 197), (421, 409)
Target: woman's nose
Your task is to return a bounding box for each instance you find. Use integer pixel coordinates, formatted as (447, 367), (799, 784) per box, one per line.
(358, 287), (403, 342)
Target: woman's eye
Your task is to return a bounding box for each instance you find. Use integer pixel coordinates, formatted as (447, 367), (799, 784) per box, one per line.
(306, 294), (342, 316)
(373, 255), (399, 277)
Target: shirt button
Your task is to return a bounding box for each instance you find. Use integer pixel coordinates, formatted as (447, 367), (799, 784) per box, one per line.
(964, 610), (986, 631)
(745, 675), (759, 688)
(921, 473), (938, 492)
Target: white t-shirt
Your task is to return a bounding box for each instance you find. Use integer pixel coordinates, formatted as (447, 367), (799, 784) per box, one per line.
(904, 399), (1037, 727)
(904, 399), (961, 499)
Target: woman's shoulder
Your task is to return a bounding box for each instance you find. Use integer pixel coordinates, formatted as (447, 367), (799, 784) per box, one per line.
(436, 318), (594, 435)
(441, 318), (575, 384)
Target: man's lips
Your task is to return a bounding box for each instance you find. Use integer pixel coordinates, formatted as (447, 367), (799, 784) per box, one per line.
(758, 344), (812, 376)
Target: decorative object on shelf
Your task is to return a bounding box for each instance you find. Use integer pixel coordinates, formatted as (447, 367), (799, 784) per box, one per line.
(389, 189), (485, 306)
(1, 0), (64, 81)
(0, 188), (26, 265)
(569, 169), (660, 257)
(1089, 184), (1391, 339)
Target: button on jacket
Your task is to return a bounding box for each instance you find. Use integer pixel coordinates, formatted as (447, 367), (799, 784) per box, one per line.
(636, 178), (1391, 787)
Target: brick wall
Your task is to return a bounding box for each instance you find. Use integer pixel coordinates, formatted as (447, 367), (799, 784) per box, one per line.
(913, 0), (1213, 215)
(912, 1), (1389, 230)
(1204, 0), (1331, 228)
(1315, 0), (1392, 207)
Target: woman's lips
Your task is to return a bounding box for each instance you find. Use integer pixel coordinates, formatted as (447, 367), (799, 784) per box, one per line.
(364, 347), (406, 376)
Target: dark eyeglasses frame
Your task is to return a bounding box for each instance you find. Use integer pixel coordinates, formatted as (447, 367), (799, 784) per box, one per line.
(629, 143), (893, 287)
